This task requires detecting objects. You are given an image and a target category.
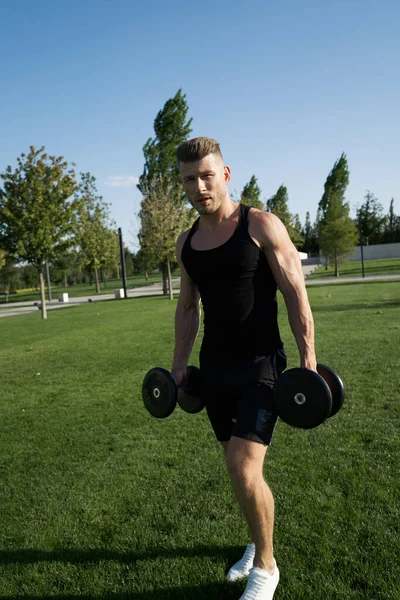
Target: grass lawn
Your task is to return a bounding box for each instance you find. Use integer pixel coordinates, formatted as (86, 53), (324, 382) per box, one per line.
(0, 271), (181, 305)
(308, 257), (400, 279)
(0, 282), (399, 599)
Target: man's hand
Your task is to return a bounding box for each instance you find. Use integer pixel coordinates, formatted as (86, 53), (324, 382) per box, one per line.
(171, 366), (187, 389)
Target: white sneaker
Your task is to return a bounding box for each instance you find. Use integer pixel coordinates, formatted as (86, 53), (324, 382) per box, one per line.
(226, 543), (256, 582)
(239, 562), (280, 600)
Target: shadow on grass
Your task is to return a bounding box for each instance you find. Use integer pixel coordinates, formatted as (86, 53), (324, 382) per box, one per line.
(0, 546), (244, 599)
(0, 585), (241, 600)
(311, 298), (400, 312)
(0, 545), (243, 566)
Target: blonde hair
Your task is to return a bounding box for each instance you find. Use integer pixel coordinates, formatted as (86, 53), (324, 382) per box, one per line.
(176, 136), (223, 165)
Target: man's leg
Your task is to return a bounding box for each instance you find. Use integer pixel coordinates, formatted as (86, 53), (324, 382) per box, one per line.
(224, 436), (275, 575)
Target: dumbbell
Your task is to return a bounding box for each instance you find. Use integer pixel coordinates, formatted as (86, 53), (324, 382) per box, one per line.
(142, 366), (205, 419)
(273, 363), (345, 429)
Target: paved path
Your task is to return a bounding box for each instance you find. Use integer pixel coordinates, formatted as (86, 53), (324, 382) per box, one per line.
(0, 280), (180, 318)
(306, 274), (400, 285)
(1, 274), (399, 319)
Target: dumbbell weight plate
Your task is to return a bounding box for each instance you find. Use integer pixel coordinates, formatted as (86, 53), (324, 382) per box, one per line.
(317, 364), (345, 418)
(177, 366), (206, 414)
(142, 367), (177, 419)
(273, 368), (333, 429)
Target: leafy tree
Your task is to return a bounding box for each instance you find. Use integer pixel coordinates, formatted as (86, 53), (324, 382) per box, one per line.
(0, 146), (79, 319)
(266, 185), (303, 247)
(301, 211), (318, 255)
(75, 173), (118, 293)
(356, 191), (386, 245)
(240, 175), (264, 210)
(138, 89), (192, 293)
(318, 154), (357, 275)
(139, 176), (190, 299)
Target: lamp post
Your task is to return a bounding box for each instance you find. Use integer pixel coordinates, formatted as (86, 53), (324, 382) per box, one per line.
(358, 211), (365, 278)
(118, 228), (128, 299)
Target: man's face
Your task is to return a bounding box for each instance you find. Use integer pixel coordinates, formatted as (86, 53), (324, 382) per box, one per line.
(179, 153), (231, 215)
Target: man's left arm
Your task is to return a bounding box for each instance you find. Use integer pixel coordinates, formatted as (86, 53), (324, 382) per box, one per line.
(250, 210), (317, 371)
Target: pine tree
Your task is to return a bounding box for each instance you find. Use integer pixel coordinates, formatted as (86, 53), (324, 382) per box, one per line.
(356, 191), (386, 244)
(240, 175), (264, 210)
(301, 212), (319, 256)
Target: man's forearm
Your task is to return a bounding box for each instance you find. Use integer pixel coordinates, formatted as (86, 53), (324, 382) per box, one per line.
(284, 294), (316, 369)
(172, 300), (201, 371)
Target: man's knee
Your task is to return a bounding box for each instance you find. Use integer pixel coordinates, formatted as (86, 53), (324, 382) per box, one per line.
(225, 438), (267, 485)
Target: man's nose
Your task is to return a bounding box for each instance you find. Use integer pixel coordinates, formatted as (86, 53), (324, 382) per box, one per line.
(195, 177), (207, 192)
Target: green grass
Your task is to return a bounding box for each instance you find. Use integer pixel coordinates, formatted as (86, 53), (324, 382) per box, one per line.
(0, 271), (180, 305)
(0, 282), (399, 599)
(308, 257), (400, 279)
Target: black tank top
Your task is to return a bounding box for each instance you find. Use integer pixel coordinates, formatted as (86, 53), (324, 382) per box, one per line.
(181, 204), (283, 363)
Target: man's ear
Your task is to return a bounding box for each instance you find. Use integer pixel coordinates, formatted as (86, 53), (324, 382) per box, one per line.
(224, 165), (231, 184)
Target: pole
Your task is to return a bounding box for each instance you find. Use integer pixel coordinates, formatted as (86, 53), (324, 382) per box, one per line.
(46, 260), (52, 301)
(118, 227), (128, 299)
(359, 212), (365, 278)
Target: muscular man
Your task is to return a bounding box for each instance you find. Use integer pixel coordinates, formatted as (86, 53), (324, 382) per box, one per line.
(171, 137), (316, 600)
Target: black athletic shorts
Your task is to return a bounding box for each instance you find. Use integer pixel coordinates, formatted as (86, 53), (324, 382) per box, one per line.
(199, 348), (287, 446)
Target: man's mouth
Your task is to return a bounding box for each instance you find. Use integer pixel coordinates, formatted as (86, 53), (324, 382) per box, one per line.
(197, 197), (211, 204)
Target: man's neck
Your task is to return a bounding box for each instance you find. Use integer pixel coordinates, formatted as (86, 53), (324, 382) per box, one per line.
(198, 199), (239, 232)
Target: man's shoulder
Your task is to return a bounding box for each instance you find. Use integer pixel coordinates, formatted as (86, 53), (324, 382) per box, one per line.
(248, 209), (282, 248)
(176, 229), (191, 252)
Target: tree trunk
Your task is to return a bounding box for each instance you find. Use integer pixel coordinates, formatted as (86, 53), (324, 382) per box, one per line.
(94, 267), (100, 293)
(39, 269), (47, 320)
(145, 270), (148, 281)
(325, 257), (328, 270)
(116, 264), (120, 279)
(64, 271), (68, 287)
(167, 259), (173, 300)
(161, 263), (168, 295)
(5, 286), (9, 303)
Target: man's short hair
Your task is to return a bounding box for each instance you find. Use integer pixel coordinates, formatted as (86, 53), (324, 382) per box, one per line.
(175, 136), (223, 165)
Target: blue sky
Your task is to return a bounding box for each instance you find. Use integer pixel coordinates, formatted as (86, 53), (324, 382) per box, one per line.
(1, 0), (399, 250)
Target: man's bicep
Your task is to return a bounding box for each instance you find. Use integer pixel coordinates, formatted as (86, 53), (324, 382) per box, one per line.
(265, 243), (304, 298)
(257, 214), (305, 298)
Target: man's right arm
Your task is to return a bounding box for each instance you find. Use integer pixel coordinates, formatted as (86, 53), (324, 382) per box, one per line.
(171, 231), (201, 386)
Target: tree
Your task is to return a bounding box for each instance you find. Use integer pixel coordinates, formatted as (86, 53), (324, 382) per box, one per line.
(139, 177), (190, 299)
(0, 146), (79, 319)
(240, 175), (264, 210)
(356, 191), (386, 245)
(319, 153), (349, 218)
(383, 198), (400, 243)
(266, 185), (303, 247)
(138, 89), (193, 294)
(0, 253), (19, 302)
(75, 173), (118, 293)
(318, 154), (357, 275)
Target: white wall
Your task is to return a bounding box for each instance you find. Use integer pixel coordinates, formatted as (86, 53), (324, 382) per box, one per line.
(347, 243), (400, 261)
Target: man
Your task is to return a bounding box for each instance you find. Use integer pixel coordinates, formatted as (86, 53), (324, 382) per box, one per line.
(171, 137), (316, 600)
